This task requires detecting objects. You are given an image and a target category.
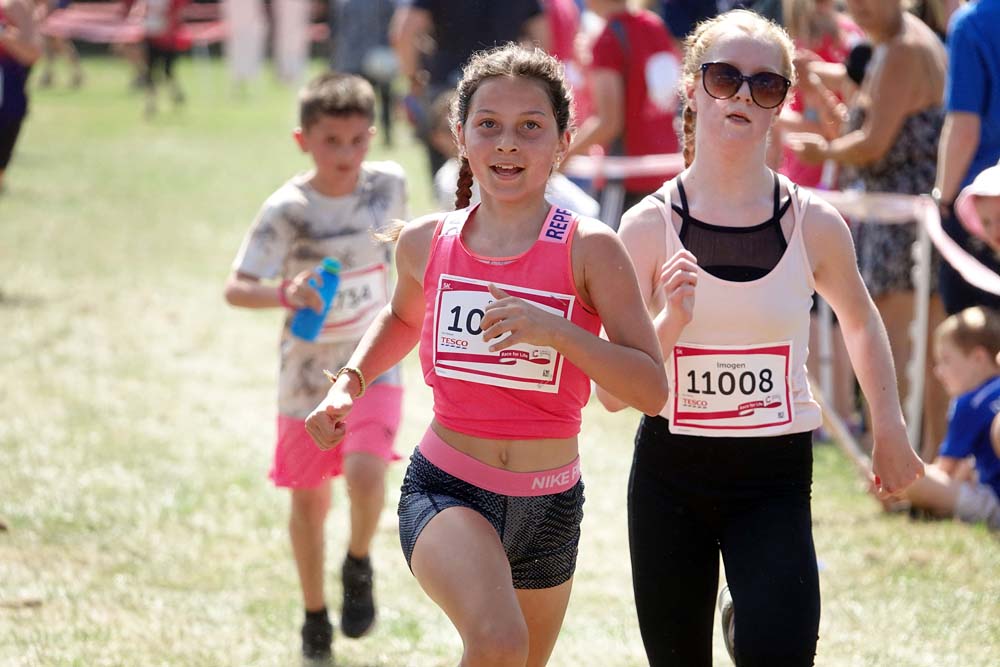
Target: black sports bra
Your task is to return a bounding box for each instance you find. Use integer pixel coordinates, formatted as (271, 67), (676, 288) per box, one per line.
(653, 173), (792, 282)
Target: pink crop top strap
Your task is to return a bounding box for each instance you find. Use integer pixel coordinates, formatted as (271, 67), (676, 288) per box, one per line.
(418, 203), (603, 440)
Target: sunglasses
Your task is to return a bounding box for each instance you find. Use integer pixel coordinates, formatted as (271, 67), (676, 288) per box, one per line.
(699, 62), (791, 109)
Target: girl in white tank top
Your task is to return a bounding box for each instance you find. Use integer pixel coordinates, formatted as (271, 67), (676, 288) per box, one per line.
(596, 10), (925, 667)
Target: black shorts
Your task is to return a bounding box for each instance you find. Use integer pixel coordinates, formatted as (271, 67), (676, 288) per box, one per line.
(144, 40), (178, 83)
(397, 449), (585, 590)
(0, 115), (25, 170)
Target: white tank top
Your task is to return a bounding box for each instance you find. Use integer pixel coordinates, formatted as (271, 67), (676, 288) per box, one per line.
(653, 174), (823, 437)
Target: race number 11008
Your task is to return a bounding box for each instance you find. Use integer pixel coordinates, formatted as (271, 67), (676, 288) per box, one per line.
(685, 369), (774, 396)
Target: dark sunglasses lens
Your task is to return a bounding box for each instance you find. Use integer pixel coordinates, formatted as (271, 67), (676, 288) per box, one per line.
(703, 63), (741, 99)
(749, 73), (789, 108)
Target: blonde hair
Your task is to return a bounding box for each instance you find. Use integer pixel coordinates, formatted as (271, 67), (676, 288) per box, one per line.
(679, 9), (796, 167)
(935, 307), (1000, 358)
(782, 0), (818, 41)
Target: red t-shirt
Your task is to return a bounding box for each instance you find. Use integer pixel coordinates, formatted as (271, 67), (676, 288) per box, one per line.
(0, 4), (8, 60)
(543, 0), (578, 63)
(543, 0), (592, 124)
(590, 9), (680, 194)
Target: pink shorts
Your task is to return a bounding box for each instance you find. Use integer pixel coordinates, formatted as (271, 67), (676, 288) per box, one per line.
(270, 383), (403, 489)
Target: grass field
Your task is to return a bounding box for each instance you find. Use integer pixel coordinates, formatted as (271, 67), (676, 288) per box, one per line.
(1, 57), (997, 667)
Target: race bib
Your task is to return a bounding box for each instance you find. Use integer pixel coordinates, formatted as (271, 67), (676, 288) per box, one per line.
(433, 274), (574, 393)
(315, 263), (389, 344)
(671, 341), (793, 435)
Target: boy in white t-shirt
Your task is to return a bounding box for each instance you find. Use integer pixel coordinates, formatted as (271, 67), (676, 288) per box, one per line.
(223, 72), (407, 665)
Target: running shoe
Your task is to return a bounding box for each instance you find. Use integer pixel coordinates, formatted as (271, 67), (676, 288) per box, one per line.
(301, 614), (333, 666)
(340, 553), (376, 638)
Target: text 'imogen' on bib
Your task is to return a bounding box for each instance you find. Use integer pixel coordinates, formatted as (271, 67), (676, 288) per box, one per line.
(316, 263), (389, 344)
(671, 341), (793, 435)
(432, 274), (575, 393)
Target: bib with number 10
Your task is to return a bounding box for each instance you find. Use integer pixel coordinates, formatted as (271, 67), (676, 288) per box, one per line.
(671, 341), (793, 434)
(433, 274), (574, 393)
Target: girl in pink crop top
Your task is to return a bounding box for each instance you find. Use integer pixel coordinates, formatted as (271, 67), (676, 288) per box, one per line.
(417, 202), (602, 440)
(304, 45), (668, 666)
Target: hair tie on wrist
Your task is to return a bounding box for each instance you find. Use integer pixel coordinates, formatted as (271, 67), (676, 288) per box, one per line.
(278, 279), (294, 309)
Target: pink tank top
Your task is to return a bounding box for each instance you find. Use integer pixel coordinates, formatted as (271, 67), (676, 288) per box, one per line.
(654, 175), (823, 437)
(419, 204), (602, 440)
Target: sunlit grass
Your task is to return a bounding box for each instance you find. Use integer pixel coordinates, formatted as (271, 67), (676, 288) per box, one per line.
(1, 56), (997, 666)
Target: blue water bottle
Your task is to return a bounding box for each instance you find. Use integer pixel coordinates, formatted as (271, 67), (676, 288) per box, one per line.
(290, 257), (342, 342)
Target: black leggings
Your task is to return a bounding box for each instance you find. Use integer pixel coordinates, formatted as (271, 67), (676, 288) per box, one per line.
(628, 416), (820, 667)
(144, 40), (178, 87)
(0, 115), (25, 170)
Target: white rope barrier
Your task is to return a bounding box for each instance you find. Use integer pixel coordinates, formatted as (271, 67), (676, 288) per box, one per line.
(562, 153), (685, 228)
(561, 153), (686, 181)
(908, 200), (933, 451)
(920, 197), (1000, 296)
(807, 189), (929, 224)
(806, 191), (998, 450)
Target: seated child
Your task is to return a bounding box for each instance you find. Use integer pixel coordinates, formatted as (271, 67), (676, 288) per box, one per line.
(901, 306), (1000, 530)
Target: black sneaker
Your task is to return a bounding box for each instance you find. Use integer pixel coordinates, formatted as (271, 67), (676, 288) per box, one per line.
(301, 613), (333, 666)
(718, 585), (737, 665)
(340, 554), (375, 638)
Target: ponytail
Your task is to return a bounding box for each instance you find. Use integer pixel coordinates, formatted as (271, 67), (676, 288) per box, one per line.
(454, 157), (474, 209)
(682, 105), (697, 168)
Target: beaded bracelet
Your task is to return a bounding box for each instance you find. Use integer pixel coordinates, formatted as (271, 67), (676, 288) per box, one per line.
(323, 366), (366, 399)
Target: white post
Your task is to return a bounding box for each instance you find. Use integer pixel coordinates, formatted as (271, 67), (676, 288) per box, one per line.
(815, 160), (839, 419)
(905, 198), (933, 451)
(600, 182), (626, 231)
(817, 297), (834, 408)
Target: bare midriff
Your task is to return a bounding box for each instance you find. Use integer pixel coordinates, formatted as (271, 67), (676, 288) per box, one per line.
(431, 420), (579, 472)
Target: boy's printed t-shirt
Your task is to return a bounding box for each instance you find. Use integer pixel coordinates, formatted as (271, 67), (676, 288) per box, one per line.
(940, 375), (1000, 497)
(232, 161), (407, 418)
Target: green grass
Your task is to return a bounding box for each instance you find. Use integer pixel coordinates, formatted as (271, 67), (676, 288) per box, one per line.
(1, 57), (998, 666)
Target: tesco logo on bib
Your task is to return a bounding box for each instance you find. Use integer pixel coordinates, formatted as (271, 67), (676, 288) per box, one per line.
(682, 397), (709, 409)
(440, 336), (469, 349)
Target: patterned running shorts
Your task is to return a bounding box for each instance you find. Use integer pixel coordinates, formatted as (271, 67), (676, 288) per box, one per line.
(397, 449), (586, 589)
